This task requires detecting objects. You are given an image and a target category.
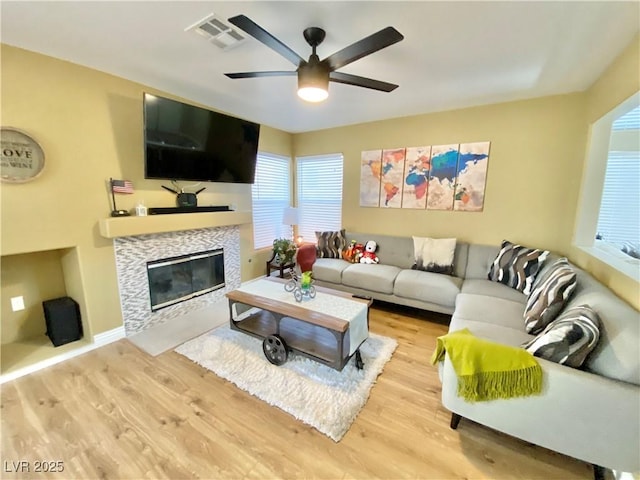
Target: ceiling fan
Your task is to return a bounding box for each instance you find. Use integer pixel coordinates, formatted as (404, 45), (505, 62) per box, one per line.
(224, 15), (404, 102)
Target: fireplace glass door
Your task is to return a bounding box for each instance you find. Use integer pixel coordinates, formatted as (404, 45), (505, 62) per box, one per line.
(147, 249), (224, 311)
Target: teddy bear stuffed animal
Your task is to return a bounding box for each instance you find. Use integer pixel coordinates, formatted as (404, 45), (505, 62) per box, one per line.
(360, 240), (379, 264)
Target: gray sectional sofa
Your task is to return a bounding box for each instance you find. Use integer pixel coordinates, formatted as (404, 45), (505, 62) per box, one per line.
(311, 231), (640, 476)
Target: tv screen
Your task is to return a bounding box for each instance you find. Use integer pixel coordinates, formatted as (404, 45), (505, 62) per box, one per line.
(143, 93), (260, 184)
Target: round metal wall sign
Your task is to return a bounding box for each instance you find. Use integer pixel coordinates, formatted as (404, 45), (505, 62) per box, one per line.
(1, 128), (45, 183)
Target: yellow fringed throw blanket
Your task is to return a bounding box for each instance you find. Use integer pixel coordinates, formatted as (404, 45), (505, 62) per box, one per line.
(431, 328), (542, 402)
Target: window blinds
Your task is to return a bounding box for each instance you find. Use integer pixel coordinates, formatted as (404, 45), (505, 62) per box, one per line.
(296, 153), (344, 243)
(596, 105), (640, 251)
(596, 151), (640, 247)
(251, 152), (291, 249)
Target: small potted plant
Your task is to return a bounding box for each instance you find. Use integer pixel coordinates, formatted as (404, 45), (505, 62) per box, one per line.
(272, 238), (297, 265)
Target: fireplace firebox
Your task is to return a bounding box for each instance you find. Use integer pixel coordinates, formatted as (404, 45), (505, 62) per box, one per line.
(147, 249), (224, 311)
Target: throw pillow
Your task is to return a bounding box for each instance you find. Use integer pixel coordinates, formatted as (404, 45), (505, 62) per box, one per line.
(412, 237), (456, 275)
(315, 229), (346, 259)
(488, 240), (549, 295)
(524, 258), (577, 334)
(523, 305), (601, 368)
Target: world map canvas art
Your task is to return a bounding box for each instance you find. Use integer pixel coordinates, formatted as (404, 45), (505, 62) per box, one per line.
(402, 146), (431, 209)
(359, 142), (490, 211)
(359, 150), (382, 207)
(427, 144), (460, 211)
(454, 142), (491, 212)
(379, 148), (406, 208)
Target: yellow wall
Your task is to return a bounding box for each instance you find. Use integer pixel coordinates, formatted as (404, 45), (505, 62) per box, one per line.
(292, 34), (639, 309)
(585, 33), (640, 122)
(2, 30), (638, 345)
(569, 34), (640, 309)
(294, 93), (587, 254)
(0, 45), (292, 337)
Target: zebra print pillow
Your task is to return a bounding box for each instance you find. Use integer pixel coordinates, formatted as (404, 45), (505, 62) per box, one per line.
(523, 305), (600, 368)
(524, 258), (577, 334)
(488, 240), (549, 295)
(315, 229), (347, 258)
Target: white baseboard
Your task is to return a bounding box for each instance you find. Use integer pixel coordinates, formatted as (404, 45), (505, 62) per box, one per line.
(0, 326), (126, 385)
(94, 326), (126, 346)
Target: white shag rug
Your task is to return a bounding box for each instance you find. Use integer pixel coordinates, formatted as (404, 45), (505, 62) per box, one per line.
(175, 326), (397, 441)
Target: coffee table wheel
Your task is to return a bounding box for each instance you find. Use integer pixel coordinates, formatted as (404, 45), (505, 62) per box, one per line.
(294, 289), (303, 302)
(263, 334), (288, 366)
(309, 286), (316, 298)
(284, 279), (296, 292)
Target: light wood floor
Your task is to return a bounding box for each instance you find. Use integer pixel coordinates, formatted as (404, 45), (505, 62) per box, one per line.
(1, 303), (595, 479)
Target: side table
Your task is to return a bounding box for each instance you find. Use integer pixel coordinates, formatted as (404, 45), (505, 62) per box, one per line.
(266, 253), (295, 278)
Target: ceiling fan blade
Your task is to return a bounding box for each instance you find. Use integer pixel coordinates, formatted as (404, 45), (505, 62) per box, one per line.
(225, 71), (297, 79)
(228, 15), (305, 67)
(329, 71), (398, 92)
(324, 27), (404, 71)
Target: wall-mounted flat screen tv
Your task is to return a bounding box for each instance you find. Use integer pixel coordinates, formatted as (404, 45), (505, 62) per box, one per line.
(143, 93), (260, 184)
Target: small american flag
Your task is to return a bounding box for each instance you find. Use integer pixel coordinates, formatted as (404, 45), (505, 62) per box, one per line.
(111, 179), (134, 194)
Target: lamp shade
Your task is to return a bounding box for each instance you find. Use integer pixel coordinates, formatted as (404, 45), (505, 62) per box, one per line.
(282, 206), (299, 225)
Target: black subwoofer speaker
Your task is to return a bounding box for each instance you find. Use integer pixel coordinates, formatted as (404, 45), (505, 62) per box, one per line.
(42, 296), (83, 347)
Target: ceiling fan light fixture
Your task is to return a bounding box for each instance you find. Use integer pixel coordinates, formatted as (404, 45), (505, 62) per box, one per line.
(297, 62), (329, 103)
(298, 86), (328, 103)
(225, 16), (404, 101)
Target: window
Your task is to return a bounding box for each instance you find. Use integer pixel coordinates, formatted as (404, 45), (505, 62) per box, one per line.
(574, 91), (640, 279)
(596, 105), (640, 258)
(251, 153), (291, 249)
(296, 153), (344, 243)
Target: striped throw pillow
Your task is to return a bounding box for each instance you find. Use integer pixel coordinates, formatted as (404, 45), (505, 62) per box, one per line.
(524, 258), (577, 334)
(523, 305), (600, 368)
(315, 229), (347, 258)
(488, 240), (549, 295)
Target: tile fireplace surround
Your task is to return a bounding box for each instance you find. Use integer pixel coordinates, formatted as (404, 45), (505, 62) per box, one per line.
(102, 211), (249, 336)
(114, 226), (240, 335)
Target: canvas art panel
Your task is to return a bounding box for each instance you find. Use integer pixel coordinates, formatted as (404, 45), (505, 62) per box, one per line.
(360, 140), (490, 212)
(454, 142), (491, 211)
(359, 150), (382, 207)
(402, 146), (431, 209)
(379, 148), (406, 208)
(427, 144), (459, 211)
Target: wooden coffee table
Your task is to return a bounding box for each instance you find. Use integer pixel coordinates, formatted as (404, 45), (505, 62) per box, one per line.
(226, 278), (372, 371)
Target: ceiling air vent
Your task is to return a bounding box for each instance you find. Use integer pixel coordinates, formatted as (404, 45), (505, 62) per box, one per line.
(185, 13), (246, 50)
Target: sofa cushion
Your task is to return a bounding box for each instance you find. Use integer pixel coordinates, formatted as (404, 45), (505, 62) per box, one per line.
(464, 244), (500, 279)
(567, 269), (640, 386)
(412, 237), (457, 275)
(523, 305), (600, 368)
(311, 258), (351, 284)
(451, 242), (469, 278)
(341, 263), (401, 294)
(488, 240), (549, 295)
(315, 229), (346, 258)
(345, 232), (469, 277)
(345, 232), (415, 269)
(454, 293), (527, 330)
(524, 258), (577, 334)
(449, 316), (534, 347)
(461, 279), (528, 304)
(394, 269), (462, 308)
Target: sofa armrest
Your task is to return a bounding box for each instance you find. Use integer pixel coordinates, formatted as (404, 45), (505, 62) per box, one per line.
(440, 356), (640, 472)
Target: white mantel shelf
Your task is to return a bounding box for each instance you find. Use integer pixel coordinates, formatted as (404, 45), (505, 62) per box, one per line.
(98, 211), (251, 239)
